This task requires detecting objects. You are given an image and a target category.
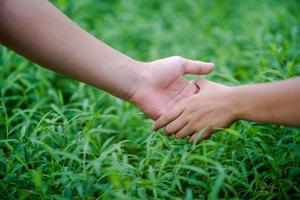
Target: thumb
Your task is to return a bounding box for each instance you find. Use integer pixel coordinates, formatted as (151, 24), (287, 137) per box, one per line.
(182, 58), (214, 75)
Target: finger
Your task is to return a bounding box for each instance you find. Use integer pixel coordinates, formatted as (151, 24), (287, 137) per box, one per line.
(174, 124), (194, 139)
(189, 128), (212, 143)
(152, 106), (184, 131)
(176, 120), (207, 139)
(164, 117), (188, 136)
(182, 59), (214, 75)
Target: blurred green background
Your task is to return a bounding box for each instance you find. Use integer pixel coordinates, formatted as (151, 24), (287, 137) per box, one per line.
(0, 0), (299, 199)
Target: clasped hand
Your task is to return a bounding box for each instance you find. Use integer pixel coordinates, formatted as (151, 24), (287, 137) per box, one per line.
(152, 79), (236, 143)
(129, 56), (232, 143)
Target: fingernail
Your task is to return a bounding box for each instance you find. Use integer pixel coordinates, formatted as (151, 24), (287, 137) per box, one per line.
(208, 63), (215, 67)
(152, 124), (157, 131)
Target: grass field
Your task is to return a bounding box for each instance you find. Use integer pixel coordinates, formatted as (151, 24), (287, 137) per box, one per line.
(1, 0), (300, 199)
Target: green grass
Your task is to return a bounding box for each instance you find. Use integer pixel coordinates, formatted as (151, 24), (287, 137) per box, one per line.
(1, 0), (300, 199)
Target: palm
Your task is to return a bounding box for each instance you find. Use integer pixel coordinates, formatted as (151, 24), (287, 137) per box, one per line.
(131, 56), (214, 119)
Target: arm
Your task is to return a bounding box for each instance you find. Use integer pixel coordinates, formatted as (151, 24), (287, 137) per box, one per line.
(0, 0), (214, 119)
(0, 0), (138, 99)
(232, 78), (300, 126)
(152, 78), (300, 142)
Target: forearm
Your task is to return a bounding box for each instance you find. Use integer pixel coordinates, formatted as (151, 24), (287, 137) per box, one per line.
(0, 0), (143, 100)
(232, 78), (300, 127)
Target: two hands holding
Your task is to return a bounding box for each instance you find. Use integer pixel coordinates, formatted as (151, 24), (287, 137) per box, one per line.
(127, 56), (225, 143)
(129, 56), (235, 143)
(1, 0), (299, 144)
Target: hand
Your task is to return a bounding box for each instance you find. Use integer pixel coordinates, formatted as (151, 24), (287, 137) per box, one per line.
(129, 56), (214, 119)
(152, 79), (237, 143)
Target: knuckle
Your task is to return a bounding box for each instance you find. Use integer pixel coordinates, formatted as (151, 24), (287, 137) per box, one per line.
(188, 121), (197, 131)
(191, 124), (200, 132)
(172, 55), (185, 63)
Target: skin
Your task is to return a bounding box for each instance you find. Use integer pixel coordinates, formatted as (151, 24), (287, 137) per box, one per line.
(152, 78), (300, 143)
(0, 0), (214, 119)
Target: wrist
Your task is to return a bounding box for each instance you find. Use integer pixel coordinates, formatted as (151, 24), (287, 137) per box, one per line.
(122, 59), (148, 102)
(229, 86), (248, 121)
